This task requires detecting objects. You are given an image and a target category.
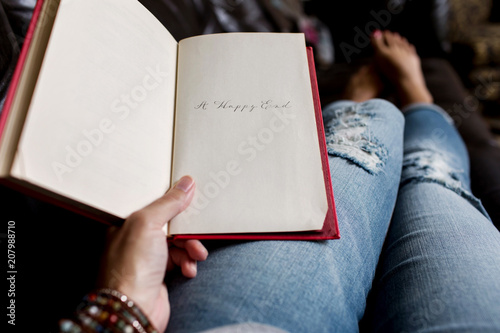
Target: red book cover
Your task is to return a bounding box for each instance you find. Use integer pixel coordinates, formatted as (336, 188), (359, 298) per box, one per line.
(0, 0), (46, 138)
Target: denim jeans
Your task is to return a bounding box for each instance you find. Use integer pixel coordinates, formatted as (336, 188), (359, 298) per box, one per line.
(166, 99), (500, 333)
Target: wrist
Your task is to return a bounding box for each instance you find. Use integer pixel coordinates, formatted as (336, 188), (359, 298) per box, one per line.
(60, 288), (159, 333)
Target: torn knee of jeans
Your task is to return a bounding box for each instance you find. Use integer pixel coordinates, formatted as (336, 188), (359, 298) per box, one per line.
(324, 106), (387, 174)
(401, 147), (491, 219)
(401, 148), (463, 190)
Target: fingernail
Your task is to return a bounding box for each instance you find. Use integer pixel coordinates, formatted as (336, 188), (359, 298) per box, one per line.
(200, 247), (209, 260)
(175, 176), (194, 192)
(372, 30), (382, 38)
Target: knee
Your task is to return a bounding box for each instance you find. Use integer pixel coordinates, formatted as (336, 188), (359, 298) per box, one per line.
(322, 99), (403, 174)
(401, 148), (463, 190)
(400, 146), (489, 218)
(362, 98), (404, 124)
(323, 98), (403, 127)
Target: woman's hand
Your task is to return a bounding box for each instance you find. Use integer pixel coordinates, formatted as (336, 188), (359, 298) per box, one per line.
(98, 176), (208, 332)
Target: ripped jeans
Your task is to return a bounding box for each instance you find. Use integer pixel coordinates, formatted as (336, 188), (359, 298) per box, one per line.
(166, 100), (500, 333)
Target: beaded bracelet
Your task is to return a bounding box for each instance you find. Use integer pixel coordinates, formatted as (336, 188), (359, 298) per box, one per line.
(59, 289), (158, 333)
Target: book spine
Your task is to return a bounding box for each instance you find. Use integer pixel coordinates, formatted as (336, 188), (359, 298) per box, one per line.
(0, 0), (46, 141)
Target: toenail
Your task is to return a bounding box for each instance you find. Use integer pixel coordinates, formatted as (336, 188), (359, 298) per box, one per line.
(372, 30), (382, 38)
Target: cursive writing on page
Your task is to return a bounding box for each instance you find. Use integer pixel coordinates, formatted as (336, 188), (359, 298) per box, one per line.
(194, 100), (292, 112)
(171, 33), (328, 234)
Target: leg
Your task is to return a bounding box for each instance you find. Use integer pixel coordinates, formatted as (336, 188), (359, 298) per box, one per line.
(422, 57), (500, 230)
(363, 104), (500, 332)
(166, 98), (404, 333)
(362, 31), (500, 331)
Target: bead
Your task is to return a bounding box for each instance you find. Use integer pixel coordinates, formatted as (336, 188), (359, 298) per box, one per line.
(100, 311), (109, 320)
(89, 319), (98, 329)
(123, 310), (134, 321)
(88, 305), (99, 316)
(62, 289), (158, 333)
(60, 320), (73, 331)
(82, 315), (92, 326)
(117, 319), (125, 329)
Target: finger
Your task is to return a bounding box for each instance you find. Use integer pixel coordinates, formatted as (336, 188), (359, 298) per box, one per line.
(169, 247), (198, 278)
(171, 239), (209, 261)
(132, 176), (195, 228)
(105, 226), (120, 242)
(107, 226), (118, 236)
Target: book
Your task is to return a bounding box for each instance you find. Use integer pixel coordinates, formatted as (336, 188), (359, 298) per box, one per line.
(0, 0), (339, 240)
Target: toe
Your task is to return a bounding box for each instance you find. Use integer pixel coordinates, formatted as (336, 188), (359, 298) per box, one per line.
(371, 29), (386, 52)
(358, 64), (370, 74)
(383, 30), (396, 47)
(402, 37), (416, 51)
(409, 43), (417, 54)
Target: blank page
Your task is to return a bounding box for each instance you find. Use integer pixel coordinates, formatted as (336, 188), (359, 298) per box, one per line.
(11, 0), (178, 218)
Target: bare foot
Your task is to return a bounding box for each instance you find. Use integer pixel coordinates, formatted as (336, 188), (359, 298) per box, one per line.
(343, 64), (384, 102)
(371, 30), (433, 108)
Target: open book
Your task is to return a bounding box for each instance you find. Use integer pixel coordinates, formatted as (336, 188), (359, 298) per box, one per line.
(0, 0), (339, 240)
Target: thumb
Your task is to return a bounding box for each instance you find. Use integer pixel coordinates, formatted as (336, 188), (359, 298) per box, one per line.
(134, 176), (196, 228)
